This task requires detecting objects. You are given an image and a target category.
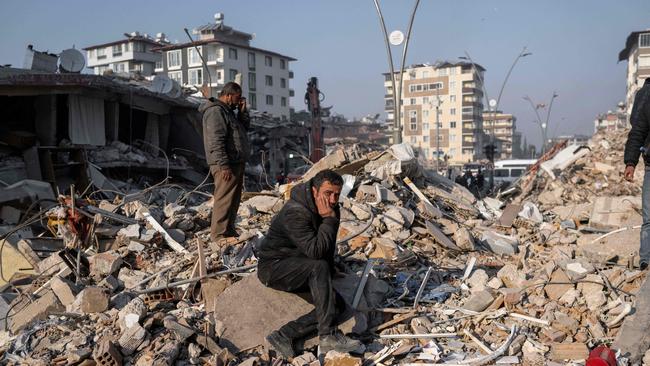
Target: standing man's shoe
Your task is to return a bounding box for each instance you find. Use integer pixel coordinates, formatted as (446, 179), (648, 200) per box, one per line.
(318, 331), (363, 354)
(266, 330), (295, 358)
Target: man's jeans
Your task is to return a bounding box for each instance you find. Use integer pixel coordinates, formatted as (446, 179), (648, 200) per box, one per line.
(642, 167), (650, 263)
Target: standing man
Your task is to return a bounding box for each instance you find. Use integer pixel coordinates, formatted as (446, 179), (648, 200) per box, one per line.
(624, 78), (650, 270)
(200, 82), (250, 247)
(255, 169), (362, 358)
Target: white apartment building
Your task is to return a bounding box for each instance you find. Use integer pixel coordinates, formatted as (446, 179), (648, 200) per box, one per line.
(84, 32), (169, 76)
(619, 29), (650, 120)
(384, 61), (486, 165)
(154, 13), (295, 120)
(482, 111), (517, 160)
(594, 102), (627, 133)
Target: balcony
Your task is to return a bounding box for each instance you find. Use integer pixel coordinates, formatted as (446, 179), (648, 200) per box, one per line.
(462, 113), (480, 121)
(462, 87), (481, 95)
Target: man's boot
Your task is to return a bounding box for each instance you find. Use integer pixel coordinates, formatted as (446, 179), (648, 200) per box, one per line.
(318, 331), (363, 354)
(266, 330), (295, 358)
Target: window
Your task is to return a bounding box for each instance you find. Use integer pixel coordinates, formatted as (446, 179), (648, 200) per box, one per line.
(117, 63), (125, 72)
(188, 47), (202, 65)
(265, 55), (273, 67)
(450, 95), (456, 102)
(280, 59), (286, 69)
(437, 122), (443, 128)
(281, 78), (287, 88)
(438, 68), (448, 76)
(124, 43), (130, 52)
(266, 95), (274, 105)
(248, 73), (256, 90)
(229, 69), (238, 81)
(265, 75), (273, 86)
(133, 42), (145, 52)
(511, 169), (524, 177)
(229, 47), (238, 60)
(423, 136), (430, 143)
(189, 69), (203, 85)
(97, 47), (106, 59)
(422, 123), (429, 130)
(409, 82), (442, 93)
(410, 136), (417, 143)
(249, 93), (257, 109)
(155, 60), (162, 69)
(449, 81), (456, 90)
(640, 56), (650, 68)
(410, 98), (416, 105)
(450, 108), (456, 115)
(248, 52), (256, 69)
(409, 110), (417, 130)
(112, 44), (122, 56)
(449, 134), (456, 142)
(423, 110), (429, 118)
(169, 71), (182, 84)
(167, 50), (181, 68)
(450, 121), (457, 128)
(281, 97), (287, 107)
(423, 96), (429, 104)
(640, 33), (650, 48)
(449, 148), (457, 157)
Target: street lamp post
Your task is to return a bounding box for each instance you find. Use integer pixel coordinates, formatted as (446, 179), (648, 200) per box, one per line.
(459, 47), (531, 190)
(432, 92), (443, 172)
(372, 0), (421, 145)
(524, 92), (558, 155)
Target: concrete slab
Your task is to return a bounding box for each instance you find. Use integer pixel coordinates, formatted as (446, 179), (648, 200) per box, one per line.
(613, 276), (650, 363)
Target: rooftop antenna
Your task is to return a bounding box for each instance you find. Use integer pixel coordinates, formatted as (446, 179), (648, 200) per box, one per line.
(183, 27), (212, 99)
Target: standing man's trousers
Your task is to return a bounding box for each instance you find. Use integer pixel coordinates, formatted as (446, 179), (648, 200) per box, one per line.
(641, 167), (650, 263)
(210, 163), (245, 242)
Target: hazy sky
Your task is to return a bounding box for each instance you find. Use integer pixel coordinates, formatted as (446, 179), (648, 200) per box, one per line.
(2, 0), (649, 147)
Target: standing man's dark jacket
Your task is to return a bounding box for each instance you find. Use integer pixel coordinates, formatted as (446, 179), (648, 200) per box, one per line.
(256, 181), (340, 270)
(624, 79), (650, 167)
(200, 98), (250, 168)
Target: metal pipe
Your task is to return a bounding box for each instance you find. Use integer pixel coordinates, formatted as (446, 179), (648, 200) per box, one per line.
(372, 0), (400, 144)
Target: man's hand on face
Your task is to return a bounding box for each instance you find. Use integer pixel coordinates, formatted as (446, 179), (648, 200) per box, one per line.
(221, 168), (233, 182)
(315, 192), (336, 218)
(624, 165), (635, 182)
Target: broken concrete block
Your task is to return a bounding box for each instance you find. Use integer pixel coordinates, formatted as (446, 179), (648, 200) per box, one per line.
(118, 297), (148, 331)
(466, 269), (489, 293)
(9, 291), (64, 333)
(545, 269), (573, 300)
(463, 290), (494, 312)
(93, 339), (122, 366)
(164, 202), (186, 218)
(486, 277), (503, 290)
(553, 311), (579, 335)
(549, 343), (588, 361)
(497, 264), (526, 289)
(164, 316), (196, 342)
(578, 274), (606, 311)
(453, 227), (475, 251)
(71, 287), (109, 314)
(558, 288), (579, 306)
(99, 275), (121, 293)
(350, 204), (371, 221)
(118, 323), (147, 356)
(383, 207), (406, 231)
(589, 196), (642, 230)
(324, 351), (362, 366)
(292, 352), (318, 366)
(90, 251), (123, 277)
(117, 268), (148, 289)
(481, 231), (518, 255)
(243, 195), (283, 214)
(127, 241), (145, 252)
(50, 276), (79, 306)
(117, 223), (141, 239)
(564, 261), (594, 281)
(369, 237), (397, 260)
(168, 228), (186, 243)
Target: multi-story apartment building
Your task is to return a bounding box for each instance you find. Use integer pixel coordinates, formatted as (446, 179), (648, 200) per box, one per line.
(482, 111), (517, 159)
(154, 13), (295, 120)
(84, 32), (169, 76)
(383, 61), (485, 164)
(594, 102), (627, 132)
(619, 29), (650, 119)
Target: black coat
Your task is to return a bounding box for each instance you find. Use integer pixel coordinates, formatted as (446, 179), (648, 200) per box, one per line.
(199, 99), (250, 167)
(255, 181), (339, 268)
(624, 79), (650, 167)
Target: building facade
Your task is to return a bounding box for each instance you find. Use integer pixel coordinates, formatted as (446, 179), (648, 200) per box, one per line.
(482, 111), (517, 160)
(84, 32), (169, 76)
(383, 61), (485, 165)
(594, 102), (627, 132)
(154, 13), (295, 120)
(619, 29), (650, 120)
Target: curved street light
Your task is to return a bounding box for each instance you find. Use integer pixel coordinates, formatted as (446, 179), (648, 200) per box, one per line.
(524, 92), (559, 155)
(372, 0), (421, 144)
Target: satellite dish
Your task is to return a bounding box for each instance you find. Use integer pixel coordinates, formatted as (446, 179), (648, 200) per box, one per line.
(167, 80), (182, 98)
(489, 99), (497, 108)
(59, 48), (85, 73)
(150, 75), (173, 94)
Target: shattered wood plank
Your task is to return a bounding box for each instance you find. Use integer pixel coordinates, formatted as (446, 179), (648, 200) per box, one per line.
(403, 177), (442, 218)
(372, 311), (417, 332)
(613, 275), (650, 363)
(142, 211), (188, 254)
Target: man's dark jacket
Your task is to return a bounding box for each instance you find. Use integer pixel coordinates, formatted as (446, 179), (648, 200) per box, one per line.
(199, 99), (250, 168)
(256, 180), (340, 269)
(624, 79), (650, 167)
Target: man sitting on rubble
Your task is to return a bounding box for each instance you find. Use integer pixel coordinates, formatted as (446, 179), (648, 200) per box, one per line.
(255, 169), (362, 357)
(199, 82), (249, 248)
(624, 78), (650, 270)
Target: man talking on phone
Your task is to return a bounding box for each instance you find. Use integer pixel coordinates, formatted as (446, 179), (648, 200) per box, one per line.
(624, 78), (650, 270)
(200, 82), (250, 248)
(255, 169), (362, 358)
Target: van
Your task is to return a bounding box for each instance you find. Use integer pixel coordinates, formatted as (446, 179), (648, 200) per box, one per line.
(493, 159), (537, 186)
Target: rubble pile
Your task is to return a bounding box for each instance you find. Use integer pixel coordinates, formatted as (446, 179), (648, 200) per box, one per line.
(1, 129), (649, 365)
